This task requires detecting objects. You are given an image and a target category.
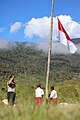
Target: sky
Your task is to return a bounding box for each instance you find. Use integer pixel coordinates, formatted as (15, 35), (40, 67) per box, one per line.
(0, 0), (80, 53)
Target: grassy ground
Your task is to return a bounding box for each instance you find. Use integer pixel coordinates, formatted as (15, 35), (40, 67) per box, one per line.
(0, 101), (80, 120)
(0, 76), (80, 120)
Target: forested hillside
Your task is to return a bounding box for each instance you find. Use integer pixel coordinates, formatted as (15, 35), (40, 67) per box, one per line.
(0, 43), (80, 82)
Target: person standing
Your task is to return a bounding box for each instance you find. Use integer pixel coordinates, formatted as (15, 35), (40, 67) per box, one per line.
(7, 75), (16, 106)
(35, 83), (44, 107)
(49, 86), (57, 105)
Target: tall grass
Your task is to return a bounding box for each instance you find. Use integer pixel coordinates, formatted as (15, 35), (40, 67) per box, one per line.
(0, 77), (80, 120)
(0, 101), (80, 120)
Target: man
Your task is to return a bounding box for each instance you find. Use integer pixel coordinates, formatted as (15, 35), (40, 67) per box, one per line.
(35, 83), (44, 107)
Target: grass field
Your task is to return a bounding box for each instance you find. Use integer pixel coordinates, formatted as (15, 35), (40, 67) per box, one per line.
(0, 76), (80, 120)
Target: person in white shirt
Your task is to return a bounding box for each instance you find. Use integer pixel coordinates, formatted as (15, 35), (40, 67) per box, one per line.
(49, 86), (57, 104)
(7, 75), (16, 106)
(35, 83), (44, 106)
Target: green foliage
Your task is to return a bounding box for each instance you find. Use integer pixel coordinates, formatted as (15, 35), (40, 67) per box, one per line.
(0, 44), (80, 119)
(56, 80), (80, 103)
(0, 44), (80, 82)
(50, 54), (80, 82)
(0, 45), (47, 80)
(0, 78), (80, 120)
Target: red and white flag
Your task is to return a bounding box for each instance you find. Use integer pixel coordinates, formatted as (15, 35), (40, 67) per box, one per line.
(58, 18), (77, 54)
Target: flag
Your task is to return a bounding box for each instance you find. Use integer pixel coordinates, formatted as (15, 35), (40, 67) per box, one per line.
(58, 18), (77, 54)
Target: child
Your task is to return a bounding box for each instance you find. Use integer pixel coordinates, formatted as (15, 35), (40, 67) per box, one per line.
(35, 83), (44, 107)
(49, 86), (57, 104)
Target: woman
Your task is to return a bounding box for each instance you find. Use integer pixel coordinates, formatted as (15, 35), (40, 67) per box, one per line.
(7, 75), (16, 105)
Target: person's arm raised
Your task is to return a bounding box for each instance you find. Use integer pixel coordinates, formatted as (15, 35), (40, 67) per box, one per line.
(8, 76), (14, 84)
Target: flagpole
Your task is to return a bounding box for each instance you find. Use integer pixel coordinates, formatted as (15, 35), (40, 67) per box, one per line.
(46, 0), (54, 100)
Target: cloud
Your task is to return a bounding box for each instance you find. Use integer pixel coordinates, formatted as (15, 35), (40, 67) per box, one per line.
(35, 38), (80, 54)
(1, 15), (80, 54)
(0, 38), (79, 54)
(35, 38), (70, 54)
(0, 27), (4, 32)
(58, 15), (80, 38)
(24, 17), (50, 38)
(10, 22), (23, 33)
(0, 16), (79, 54)
(24, 15), (80, 40)
(0, 39), (16, 49)
(0, 39), (8, 49)
(24, 15), (80, 54)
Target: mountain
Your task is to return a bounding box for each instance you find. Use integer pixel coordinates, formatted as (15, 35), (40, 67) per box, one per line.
(0, 42), (80, 82)
(72, 38), (80, 44)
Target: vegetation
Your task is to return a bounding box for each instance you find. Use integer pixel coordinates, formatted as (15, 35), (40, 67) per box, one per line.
(0, 43), (80, 120)
(0, 43), (80, 82)
(0, 77), (80, 120)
